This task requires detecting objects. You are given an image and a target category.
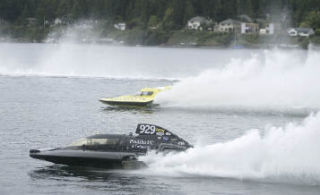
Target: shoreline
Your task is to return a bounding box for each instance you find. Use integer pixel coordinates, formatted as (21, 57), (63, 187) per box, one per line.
(0, 40), (317, 51)
(2, 24), (319, 50)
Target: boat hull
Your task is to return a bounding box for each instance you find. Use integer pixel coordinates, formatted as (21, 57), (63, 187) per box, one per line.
(99, 99), (153, 106)
(30, 149), (145, 169)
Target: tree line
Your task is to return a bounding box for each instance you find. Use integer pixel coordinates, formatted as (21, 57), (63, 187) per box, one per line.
(0, 0), (320, 30)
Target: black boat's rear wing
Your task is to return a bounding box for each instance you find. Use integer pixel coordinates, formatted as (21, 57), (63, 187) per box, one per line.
(136, 124), (192, 148)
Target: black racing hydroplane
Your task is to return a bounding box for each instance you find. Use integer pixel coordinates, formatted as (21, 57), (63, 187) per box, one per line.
(30, 124), (192, 169)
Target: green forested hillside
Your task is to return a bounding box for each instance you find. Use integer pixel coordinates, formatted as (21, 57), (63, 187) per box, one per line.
(0, 0), (320, 45)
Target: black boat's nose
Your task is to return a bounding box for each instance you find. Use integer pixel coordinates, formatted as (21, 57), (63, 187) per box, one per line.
(29, 149), (43, 160)
(30, 149), (40, 154)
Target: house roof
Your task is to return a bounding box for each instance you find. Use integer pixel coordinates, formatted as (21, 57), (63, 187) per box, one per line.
(256, 18), (267, 24)
(189, 16), (208, 23)
(289, 27), (314, 34)
(238, 14), (253, 23)
(219, 19), (241, 25)
(297, 28), (314, 33)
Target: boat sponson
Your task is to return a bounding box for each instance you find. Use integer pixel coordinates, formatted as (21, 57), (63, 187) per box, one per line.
(30, 149), (137, 169)
(99, 99), (153, 106)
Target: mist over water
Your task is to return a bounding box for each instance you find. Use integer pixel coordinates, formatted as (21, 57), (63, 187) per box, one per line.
(0, 23), (262, 81)
(157, 48), (320, 110)
(0, 43), (230, 80)
(141, 112), (320, 185)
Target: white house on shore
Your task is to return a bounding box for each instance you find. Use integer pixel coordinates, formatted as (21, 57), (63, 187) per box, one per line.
(186, 15), (317, 38)
(217, 19), (241, 32)
(54, 18), (62, 25)
(259, 23), (275, 35)
(241, 22), (259, 34)
(114, 23), (126, 31)
(187, 16), (210, 30)
(287, 27), (315, 37)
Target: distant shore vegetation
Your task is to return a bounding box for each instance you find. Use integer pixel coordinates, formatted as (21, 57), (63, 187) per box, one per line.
(1, 0), (320, 48)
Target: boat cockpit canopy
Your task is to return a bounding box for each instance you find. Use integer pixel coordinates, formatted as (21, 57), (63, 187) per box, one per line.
(70, 135), (121, 147)
(140, 91), (153, 96)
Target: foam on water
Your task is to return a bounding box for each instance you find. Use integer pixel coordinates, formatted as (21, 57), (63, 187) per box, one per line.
(156, 48), (320, 110)
(140, 112), (320, 185)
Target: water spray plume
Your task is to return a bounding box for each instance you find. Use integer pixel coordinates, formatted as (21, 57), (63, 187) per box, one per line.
(157, 48), (320, 110)
(141, 112), (320, 185)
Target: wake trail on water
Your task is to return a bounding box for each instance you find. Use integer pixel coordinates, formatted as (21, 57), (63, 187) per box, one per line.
(156, 48), (320, 110)
(140, 112), (320, 185)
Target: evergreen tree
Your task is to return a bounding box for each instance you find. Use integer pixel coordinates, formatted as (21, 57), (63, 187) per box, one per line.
(183, 1), (195, 23)
(0, 0), (320, 31)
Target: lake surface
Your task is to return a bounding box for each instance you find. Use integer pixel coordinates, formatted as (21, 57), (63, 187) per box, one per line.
(0, 43), (319, 194)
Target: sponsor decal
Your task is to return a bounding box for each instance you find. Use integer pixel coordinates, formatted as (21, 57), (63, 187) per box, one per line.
(156, 128), (165, 133)
(136, 145), (147, 149)
(156, 132), (164, 136)
(162, 136), (169, 141)
(130, 139), (154, 145)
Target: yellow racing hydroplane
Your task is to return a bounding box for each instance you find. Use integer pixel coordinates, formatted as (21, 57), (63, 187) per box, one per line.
(99, 86), (171, 106)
